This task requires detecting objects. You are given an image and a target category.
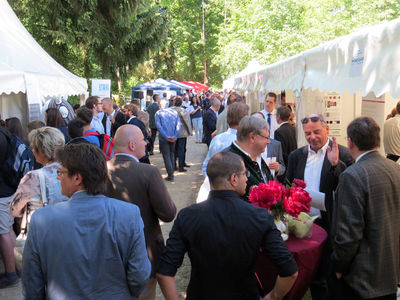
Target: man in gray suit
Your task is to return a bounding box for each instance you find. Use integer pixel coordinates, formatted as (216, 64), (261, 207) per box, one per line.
(106, 125), (177, 300)
(331, 117), (400, 300)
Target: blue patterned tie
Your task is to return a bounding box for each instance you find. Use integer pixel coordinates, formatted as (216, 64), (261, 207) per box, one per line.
(267, 113), (271, 128)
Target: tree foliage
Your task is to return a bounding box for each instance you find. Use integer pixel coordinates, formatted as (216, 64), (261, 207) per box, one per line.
(8, 0), (400, 92)
(9, 0), (167, 93)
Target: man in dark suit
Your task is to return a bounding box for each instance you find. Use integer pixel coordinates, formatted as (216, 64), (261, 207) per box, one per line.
(101, 97), (125, 137)
(203, 98), (220, 147)
(106, 125), (177, 300)
(123, 103), (150, 164)
(286, 113), (353, 300)
(146, 94), (160, 155)
(330, 117), (400, 300)
(275, 105), (297, 167)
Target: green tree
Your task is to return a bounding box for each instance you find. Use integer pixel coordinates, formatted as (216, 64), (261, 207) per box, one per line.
(9, 0), (167, 94)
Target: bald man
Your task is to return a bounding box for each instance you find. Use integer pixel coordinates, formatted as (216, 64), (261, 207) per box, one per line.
(105, 125), (177, 300)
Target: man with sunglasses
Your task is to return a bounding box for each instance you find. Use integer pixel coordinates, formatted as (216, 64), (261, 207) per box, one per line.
(286, 113), (353, 300)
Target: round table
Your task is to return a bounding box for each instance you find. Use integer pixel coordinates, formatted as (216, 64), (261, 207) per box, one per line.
(255, 224), (327, 300)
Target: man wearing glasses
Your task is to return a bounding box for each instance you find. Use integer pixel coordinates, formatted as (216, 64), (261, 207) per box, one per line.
(85, 96), (105, 134)
(286, 113), (353, 299)
(227, 116), (273, 201)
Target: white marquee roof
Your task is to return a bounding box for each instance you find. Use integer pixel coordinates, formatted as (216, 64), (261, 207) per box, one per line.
(0, 0), (87, 98)
(230, 18), (400, 98)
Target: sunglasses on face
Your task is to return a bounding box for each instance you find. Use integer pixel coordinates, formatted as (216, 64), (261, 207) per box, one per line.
(301, 116), (323, 124)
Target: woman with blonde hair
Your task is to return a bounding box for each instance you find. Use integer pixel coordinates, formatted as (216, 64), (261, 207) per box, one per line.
(10, 127), (68, 225)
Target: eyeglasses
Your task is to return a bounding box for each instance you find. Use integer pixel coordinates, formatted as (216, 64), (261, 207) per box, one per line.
(57, 170), (68, 176)
(238, 170), (251, 177)
(257, 133), (270, 140)
(301, 115), (324, 124)
(96, 102), (103, 105)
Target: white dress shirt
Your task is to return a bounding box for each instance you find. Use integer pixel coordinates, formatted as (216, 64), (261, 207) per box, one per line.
(260, 108), (278, 139)
(304, 139), (329, 216)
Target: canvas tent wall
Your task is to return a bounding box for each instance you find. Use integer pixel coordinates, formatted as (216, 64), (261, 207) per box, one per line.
(0, 0), (87, 126)
(230, 18), (400, 150)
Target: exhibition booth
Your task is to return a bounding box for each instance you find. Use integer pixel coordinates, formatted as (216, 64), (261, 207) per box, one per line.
(225, 18), (400, 149)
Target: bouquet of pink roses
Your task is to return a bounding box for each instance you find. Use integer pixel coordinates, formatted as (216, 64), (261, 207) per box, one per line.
(249, 179), (312, 218)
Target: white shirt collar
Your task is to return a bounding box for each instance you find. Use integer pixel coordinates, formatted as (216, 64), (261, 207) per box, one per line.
(355, 150), (375, 163)
(278, 121), (289, 128)
(308, 139), (330, 155)
(127, 116), (136, 123)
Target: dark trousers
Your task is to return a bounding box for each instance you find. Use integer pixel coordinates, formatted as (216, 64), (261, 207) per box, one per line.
(175, 138), (187, 168)
(159, 140), (175, 177)
(149, 128), (158, 152)
(327, 272), (396, 300)
(386, 154), (400, 162)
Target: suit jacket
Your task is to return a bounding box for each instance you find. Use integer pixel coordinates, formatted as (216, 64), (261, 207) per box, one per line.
(331, 151), (400, 298)
(22, 192), (150, 299)
(128, 117), (149, 161)
(171, 106), (192, 138)
(102, 111), (126, 137)
(286, 141), (353, 231)
(265, 139), (286, 178)
(106, 155), (177, 276)
(216, 109), (228, 135)
(203, 108), (218, 146)
(146, 102), (160, 129)
(274, 122), (297, 167)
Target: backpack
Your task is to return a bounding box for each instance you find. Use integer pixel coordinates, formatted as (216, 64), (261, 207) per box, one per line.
(0, 127), (34, 189)
(83, 131), (115, 160)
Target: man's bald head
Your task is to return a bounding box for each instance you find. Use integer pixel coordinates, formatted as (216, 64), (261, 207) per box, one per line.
(114, 125), (146, 159)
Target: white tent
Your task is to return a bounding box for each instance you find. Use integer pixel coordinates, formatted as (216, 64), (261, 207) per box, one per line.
(229, 18), (400, 149)
(0, 0), (87, 125)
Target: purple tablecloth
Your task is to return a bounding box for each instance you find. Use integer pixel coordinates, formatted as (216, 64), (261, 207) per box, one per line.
(255, 224), (328, 300)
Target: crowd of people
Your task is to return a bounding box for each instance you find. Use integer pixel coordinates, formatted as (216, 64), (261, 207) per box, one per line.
(0, 89), (399, 300)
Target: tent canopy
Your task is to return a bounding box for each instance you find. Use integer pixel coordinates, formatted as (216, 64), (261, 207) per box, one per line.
(132, 78), (181, 92)
(229, 18), (400, 98)
(0, 0), (87, 98)
(181, 81), (209, 93)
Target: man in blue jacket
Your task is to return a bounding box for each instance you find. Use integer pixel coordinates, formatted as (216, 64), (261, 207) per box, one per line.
(155, 105), (181, 181)
(21, 144), (150, 300)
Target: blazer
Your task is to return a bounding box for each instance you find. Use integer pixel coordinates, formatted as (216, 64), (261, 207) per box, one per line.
(265, 138), (286, 179)
(146, 102), (160, 129)
(286, 141), (353, 231)
(102, 111), (126, 137)
(22, 192), (150, 299)
(216, 109), (228, 135)
(331, 151), (400, 298)
(128, 117), (149, 161)
(106, 155), (177, 276)
(203, 108), (218, 146)
(274, 122), (297, 167)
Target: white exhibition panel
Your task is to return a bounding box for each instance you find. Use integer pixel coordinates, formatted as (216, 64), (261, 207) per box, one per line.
(303, 18), (400, 98)
(0, 93), (27, 126)
(0, 0), (87, 100)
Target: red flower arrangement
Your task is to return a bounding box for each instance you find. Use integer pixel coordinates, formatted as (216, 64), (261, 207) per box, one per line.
(249, 179), (311, 218)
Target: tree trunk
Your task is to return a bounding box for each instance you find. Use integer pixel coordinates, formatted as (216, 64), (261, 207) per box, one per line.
(116, 66), (122, 92)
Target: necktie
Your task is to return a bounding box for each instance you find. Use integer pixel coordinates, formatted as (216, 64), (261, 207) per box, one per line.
(267, 113), (271, 128)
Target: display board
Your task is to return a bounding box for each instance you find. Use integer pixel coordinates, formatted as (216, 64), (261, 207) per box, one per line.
(323, 93), (342, 136)
(91, 79), (111, 98)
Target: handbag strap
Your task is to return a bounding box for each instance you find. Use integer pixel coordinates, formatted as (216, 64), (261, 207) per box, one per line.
(37, 168), (48, 206)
